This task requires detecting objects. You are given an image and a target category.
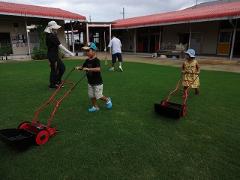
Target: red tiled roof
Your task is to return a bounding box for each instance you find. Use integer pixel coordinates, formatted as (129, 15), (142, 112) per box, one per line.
(112, 1), (240, 29)
(0, 1), (86, 21)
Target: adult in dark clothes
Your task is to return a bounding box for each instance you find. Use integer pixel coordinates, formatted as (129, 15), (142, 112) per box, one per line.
(44, 21), (74, 88)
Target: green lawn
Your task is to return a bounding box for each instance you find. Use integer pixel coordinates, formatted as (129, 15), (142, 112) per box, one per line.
(0, 60), (240, 180)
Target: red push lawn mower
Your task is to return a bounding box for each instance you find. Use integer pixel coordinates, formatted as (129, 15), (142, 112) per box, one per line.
(154, 72), (199, 119)
(0, 68), (85, 148)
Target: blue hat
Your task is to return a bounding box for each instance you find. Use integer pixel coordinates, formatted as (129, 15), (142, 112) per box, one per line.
(185, 49), (195, 58)
(82, 42), (97, 51)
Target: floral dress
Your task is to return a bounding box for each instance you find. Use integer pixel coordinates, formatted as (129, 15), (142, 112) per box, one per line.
(182, 59), (200, 88)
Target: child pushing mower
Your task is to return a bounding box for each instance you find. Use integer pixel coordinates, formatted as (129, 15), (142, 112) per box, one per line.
(75, 42), (112, 112)
(182, 49), (200, 95)
(154, 48), (200, 118)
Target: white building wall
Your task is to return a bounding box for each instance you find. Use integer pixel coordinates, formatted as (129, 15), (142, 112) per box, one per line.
(0, 18), (28, 55)
(0, 16), (67, 56)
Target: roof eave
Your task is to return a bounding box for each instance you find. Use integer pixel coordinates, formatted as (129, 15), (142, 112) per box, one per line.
(112, 16), (240, 30)
(0, 12), (86, 21)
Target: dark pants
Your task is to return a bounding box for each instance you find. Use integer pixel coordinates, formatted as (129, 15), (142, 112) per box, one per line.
(49, 60), (65, 87)
(112, 53), (122, 64)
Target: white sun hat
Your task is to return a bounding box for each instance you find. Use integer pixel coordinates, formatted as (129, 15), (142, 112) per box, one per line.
(185, 49), (196, 58)
(44, 21), (61, 33)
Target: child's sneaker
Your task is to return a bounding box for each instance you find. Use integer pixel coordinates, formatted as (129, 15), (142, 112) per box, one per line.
(88, 106), (100, 112)
(106, 98), (112, 109)
(109, 67), (115, 71)
(119, 66), (123, 72)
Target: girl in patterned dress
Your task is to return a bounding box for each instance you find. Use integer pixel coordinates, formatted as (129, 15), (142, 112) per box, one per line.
(182, 49), (200, 95)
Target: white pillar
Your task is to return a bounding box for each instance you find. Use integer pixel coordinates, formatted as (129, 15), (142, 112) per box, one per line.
(71, 21), (75, 53)
(25, 20), (31, 58)
(104, 31), (106, 51)
(109, 24), (112, 53)
(109, 24), (112, 43)
(230, 21), (237, 60)
(86, 23), (89, 43)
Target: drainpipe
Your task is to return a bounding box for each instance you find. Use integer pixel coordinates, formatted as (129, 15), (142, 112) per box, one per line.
(229, 19), (237, 60)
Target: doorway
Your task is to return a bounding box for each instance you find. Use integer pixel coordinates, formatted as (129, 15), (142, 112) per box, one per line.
(0, 33), (13, 55)
(233, 31), (240, 57)
(217, 30), (232, 55)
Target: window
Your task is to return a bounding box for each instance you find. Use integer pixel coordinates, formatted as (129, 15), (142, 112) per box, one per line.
(219, 31), (232, 43)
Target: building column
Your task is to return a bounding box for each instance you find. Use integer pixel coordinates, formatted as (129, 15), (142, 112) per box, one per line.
(79, 30), (81, 44)
(109, 24), (112, 43)
(148, 28), (151, 52)
(188, 23), (192, 48)
(133, 29), (137, 53)
(67, 30), (70, 49)
(230, 20), (237, 60)
(159, 27), (162, 51)
(71, 21), (75, 53)
(86, 23), (89, 43)
(25, 20), (31, 58)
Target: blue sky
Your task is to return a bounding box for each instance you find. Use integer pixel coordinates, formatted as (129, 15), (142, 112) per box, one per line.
(3, 0), (218, 21)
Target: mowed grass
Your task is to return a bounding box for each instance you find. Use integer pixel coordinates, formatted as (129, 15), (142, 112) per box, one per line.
(0, 59), (240, 180)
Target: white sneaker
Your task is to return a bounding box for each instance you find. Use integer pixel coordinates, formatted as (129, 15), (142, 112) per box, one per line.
(109, 67), (114, 71)
(119, 66), (123, 72)
(88, 106), (100, 112)
(106, 98), (112, 109)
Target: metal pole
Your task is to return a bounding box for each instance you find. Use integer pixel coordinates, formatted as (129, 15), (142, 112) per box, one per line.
(104, 31), (106, 51)
(25, 20), (31, 58)
(121, 7), (125, 19)
(230, 20), (237, 60)
(86, 23), (89, 43)
(70, 21), (75, 54)
(109, 24), (112, 54)
(109, 24), (112, 43)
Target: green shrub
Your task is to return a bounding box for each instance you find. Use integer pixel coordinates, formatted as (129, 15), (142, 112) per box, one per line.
(32, 47), (47, 60)
(58, 49), (65, 59)
(0, 44), (12, 56)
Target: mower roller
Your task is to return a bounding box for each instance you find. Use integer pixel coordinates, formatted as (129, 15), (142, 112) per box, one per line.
(0, 68), (85, 148)
(154, 72), (199, 118)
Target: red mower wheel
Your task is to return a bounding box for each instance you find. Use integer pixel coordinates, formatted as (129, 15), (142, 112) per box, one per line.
(18, 121), (31, 130)
(35, 130), (49, 145)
